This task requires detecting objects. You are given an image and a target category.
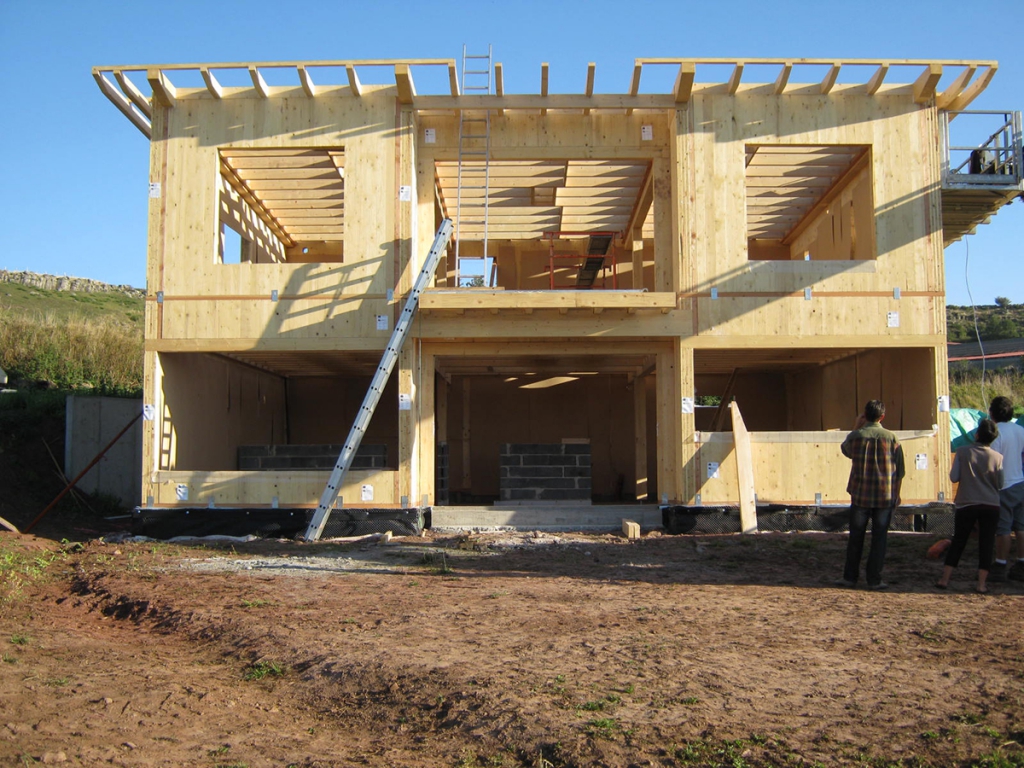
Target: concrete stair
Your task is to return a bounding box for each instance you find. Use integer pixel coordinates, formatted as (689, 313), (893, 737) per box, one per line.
(429, 504), (662, 532)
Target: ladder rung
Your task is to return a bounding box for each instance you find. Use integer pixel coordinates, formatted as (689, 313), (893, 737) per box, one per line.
(464, 55), (491, 59)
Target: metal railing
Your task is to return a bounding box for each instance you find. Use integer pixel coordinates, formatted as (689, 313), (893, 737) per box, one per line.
(940, 109), (1024, 189)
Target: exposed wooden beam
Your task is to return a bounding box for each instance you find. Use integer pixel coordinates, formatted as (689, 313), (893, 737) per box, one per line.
(395, 64), (416, 104)
(200, 67), (223, 99)
(298, 66), (316, 98)
(113, 70), (152, 118)
(93, 72), (151, 137)
(727, 63), (744, 95)
(819, 64), (840, 95)
(146, 68), (176, 108)
(540, 62), (549, 115)
(781, 149), (870, 246)
(494, 61), (504, 116)
(674, 62), (696, 103)
(626, 61), (642, 115)
(346, 65), (362, 97)
(418, 92), (675, 112)
(936, 65), (975, 110)
(624, 165), (654, 240)
(773, 62), (792, 95)
(448, 61), (460, 96)
(249, 66), (269, 98)
(584, 62), (595, 115)
(865, 63), (889, 95)
(945, 64), (997, 112)
(913, 63), (943, 104)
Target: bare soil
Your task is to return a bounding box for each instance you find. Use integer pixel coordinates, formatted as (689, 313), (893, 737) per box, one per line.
(1, 528), (1022, 768)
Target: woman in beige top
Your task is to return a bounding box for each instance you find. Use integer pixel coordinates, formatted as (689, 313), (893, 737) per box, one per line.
(936, 418), (1004, 593)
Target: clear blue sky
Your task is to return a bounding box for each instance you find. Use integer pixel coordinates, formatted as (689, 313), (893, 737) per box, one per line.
(1, 0), (1020, 306)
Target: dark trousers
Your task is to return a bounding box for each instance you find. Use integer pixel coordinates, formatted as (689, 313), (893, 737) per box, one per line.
(844, 505), (893, 586)
(944, 504), (999, 570)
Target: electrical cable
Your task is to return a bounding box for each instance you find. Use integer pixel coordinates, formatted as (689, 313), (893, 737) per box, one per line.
(963, 236), (987, 406)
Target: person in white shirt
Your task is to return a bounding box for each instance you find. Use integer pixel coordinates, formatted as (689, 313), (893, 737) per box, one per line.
(988, 396), (1024, 582)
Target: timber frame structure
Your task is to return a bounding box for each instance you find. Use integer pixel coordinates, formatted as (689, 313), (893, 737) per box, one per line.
(95, 56), (1024, 531)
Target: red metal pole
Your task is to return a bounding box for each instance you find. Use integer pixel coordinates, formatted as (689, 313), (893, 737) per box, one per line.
(24, 410), (143, 534)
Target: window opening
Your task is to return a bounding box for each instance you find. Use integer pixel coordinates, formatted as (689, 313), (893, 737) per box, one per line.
(746, 145), (873, 261)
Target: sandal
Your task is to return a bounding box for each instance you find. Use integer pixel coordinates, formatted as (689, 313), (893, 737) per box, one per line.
(974, 586), (989, 594)
(933, 582), (948, 590)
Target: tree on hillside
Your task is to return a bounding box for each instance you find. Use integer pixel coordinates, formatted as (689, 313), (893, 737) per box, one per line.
(995, 296), (1012, 309)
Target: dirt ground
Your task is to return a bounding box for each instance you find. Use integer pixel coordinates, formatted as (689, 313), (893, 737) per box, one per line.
(1, 526), (1022, 768)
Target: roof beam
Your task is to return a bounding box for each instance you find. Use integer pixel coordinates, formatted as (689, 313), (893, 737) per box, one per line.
(945, 64), (997, 112)
(249, 66), (270, 98)
(913, 63), (943, 104)
(93, 72), (152, 138)
(298, 66), (316, 97)
(147, 68), (176, 108)
(540, 62), (549, 115)
(624, 165), (654, 240)
(674, 62), (695, 103)
(781, 149), (870, 246)
(584, 62), (595, 115)
(346, 65), (362, 97)
(113, 70), (152, 118)
(200, 67), (223, 99)
(727, 63), (744, 94)
(936, 65), (976, 110)
(819, 64), (840, 95)
(626, 61), (642, 115)
(773, 62), (792, 95)
(395, 64), (416, 103)
(494, 62), (504, 116)
(448, 61), (460, 96)
(415, 94), (677, 111)
(865, 63), (889, 95)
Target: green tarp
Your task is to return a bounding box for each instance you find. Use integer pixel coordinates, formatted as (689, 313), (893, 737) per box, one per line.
(949, 408), (1023, 450)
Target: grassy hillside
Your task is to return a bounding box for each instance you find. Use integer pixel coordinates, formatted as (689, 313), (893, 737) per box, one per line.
(0, 282), (144, 394)
(0, 280), (143, 326)
(946, 301), (1024, 342)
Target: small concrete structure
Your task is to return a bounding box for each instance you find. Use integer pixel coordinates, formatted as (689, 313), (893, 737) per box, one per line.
(65, 396), (143, 507)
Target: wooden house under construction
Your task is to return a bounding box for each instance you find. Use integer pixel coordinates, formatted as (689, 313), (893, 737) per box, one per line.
(94, 54), (1024, 535)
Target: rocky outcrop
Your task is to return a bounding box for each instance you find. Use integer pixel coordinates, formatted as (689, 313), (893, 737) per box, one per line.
(0, 270), (144, 298)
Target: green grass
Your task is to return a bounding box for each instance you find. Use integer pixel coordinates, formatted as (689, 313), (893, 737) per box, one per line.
(0, 305), (142, 394)
(243, 660), (285, 681)
(0, 281), (143, 325)
(1, 540), (67, 606)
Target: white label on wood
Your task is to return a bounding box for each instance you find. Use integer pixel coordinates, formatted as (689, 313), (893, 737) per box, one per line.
(376, 314), (389, 331)
(399, 185), (412, 202)
(399, 393), (412, 411)
(361, 484), (374, 502)
(707, 462), (720, 480)
(916, 453), (928, 470)
(149, 182), (161, 198)
(143, 404), (156, 421)
(710, 287), (718, 300)
(804, 288), (812, 301)
(641, 125), (653, 141)
(938, 395), (950, 413)
(681, 397), (694, 414)
(424, 128), (436, 143)
(887, 311), (900, 327)
(386, 288), (394, 302)
(175, 484), (189, 501)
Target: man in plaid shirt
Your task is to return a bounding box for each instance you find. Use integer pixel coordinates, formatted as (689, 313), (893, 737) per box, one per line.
(839, 400), (905, 589)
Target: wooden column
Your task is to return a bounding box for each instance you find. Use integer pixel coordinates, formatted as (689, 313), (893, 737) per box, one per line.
(417, 346), (435, 507)
(633, 374), (648, 501)
(461, 378), (472, 491)
(398, 343), (418, 506)
(652, 155), (675, 293)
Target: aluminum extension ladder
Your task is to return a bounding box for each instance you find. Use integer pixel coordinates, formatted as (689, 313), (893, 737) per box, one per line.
(303, 219), (455, 541)
(454, 44), (492, 287)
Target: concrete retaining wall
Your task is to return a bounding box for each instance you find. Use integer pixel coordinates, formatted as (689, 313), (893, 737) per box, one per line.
(65, 396), (143, 507)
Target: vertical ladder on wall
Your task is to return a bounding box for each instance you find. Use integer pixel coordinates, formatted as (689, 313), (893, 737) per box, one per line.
(303, 219), (455, 542)
(454, 44), (493, 287)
